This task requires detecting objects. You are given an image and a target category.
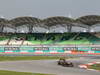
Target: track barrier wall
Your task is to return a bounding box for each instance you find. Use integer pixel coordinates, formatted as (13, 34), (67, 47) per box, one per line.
(0, 46), (100, 55)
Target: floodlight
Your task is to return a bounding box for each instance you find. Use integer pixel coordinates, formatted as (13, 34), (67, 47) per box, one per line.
(21, 30), (25, 33)
(90, 29), (94, 32)
(83, 29), (87, 32)
(60, 30), (64, 33)
(46, 30), (49, 33)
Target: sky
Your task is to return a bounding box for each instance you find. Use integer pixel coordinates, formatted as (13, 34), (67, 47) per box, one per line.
(0, 0), (100, 19)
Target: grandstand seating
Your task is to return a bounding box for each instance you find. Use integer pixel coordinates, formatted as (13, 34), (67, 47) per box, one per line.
(0, 33), (99, 45)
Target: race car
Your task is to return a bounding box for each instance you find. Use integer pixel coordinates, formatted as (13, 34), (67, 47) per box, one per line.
(57, 58), (74, 67)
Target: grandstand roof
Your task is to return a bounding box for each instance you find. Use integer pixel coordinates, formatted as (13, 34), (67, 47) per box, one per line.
(0, 15), (100, 27)
(43, 16), (74, 28)
(0, 15), (100, 32)
(0, 18), (9, 24)
(76, 15), (100, 26)
(9, 17), (42, 27)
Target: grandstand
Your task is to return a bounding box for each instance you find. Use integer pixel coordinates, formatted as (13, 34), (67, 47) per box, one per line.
(0, 15), (100, 54)
(0, 33), (100, 45)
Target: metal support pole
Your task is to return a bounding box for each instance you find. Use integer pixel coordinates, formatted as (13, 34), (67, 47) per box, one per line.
(0, 25), (4, 32)
(67, 25), (72, 32)
(28, 25), (33, 33)
(87, 26), (91, 32)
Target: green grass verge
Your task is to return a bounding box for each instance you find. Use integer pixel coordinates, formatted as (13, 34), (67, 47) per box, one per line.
(28, 40), (91, 45)
(89, 64), (100, 70)
(29, 40), (53, 45)
(0, 56), (71, 61)
(57, 40), (91, 45)
(29, 41), (41, 44)
(0, 70), (53, 75)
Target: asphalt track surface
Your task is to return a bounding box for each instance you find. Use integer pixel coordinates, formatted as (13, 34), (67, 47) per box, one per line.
(0, 53), (100, 57)
(0, 58), (100, 75)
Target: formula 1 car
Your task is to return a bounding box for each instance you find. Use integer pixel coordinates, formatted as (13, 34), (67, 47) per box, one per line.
(57, 58), (74, 67)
